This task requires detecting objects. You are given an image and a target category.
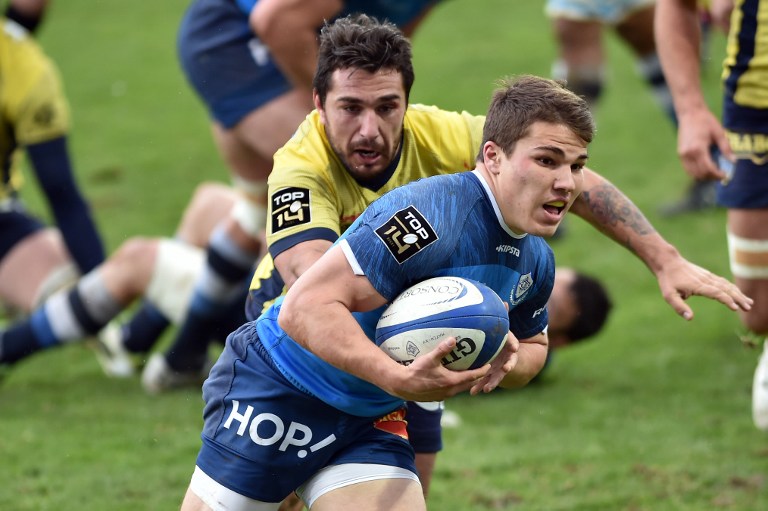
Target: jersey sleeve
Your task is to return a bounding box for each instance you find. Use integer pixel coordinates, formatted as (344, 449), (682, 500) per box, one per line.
(266, 121), (342, 259)
(9, 56), (70, 146)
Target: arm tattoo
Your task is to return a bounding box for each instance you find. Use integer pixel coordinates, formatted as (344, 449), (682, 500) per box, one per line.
(580, 183), (656, 244)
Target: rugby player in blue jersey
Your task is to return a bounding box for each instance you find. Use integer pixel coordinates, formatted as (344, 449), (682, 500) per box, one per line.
(175, 13), (750, 508)
(180, 69), (594, 511)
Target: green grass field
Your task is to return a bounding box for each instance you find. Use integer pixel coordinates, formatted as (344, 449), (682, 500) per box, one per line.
(2, 0), (766, 509)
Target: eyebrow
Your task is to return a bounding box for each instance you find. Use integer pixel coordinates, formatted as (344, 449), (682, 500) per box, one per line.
(536, 145), (589, 162)
(335, 94), (403, 104)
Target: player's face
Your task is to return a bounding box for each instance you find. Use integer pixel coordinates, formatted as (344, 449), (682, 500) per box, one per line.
(491, 121), (587, 237)
(547, 268), (579, 339)
(316, 68), (407, 181)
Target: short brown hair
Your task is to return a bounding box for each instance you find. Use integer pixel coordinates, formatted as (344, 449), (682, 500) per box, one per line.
(313, 14), (415, 105)
(478, 75), (595, 161)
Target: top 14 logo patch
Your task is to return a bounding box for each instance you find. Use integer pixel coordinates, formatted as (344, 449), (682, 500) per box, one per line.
(271, 186), (311, 233)
(375, 206), (438, 264)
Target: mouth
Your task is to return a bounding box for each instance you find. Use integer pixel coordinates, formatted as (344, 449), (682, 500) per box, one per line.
(352, 148), (382, 166)
(542, 200), (567, 221)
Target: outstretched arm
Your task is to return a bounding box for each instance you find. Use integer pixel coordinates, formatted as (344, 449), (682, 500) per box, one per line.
(571, 169), (752, 319)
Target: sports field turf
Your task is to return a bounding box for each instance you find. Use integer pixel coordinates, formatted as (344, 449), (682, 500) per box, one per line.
(1, 1), (765, 509)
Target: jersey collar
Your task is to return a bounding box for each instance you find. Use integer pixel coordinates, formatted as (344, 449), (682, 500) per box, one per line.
(471, 169), (527, 239)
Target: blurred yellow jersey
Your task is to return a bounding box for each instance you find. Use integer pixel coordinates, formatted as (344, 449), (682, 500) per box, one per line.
(246, 104), (485, 318)
(0, 19), (70, 200)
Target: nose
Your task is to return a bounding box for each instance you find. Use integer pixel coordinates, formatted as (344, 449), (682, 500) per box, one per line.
(554, 165), (578, 192)
(358, 110), (380, 140)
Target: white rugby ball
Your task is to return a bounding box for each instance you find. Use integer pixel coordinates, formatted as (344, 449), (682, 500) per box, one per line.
(375, 276), (509, 371)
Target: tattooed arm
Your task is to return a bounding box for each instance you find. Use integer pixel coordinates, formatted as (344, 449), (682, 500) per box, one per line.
(570, 169), (752, 319)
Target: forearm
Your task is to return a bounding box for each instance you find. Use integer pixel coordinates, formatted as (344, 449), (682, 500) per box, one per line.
(500, 341), (548, 389)
(27, 137), (105, 272)
(572, 170), (679, 276)
(655, 0), (707, 116)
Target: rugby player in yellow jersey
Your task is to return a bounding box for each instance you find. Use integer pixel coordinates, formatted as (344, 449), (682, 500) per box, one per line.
(0, 15), (104, 316)
(656, 0), (768, 430)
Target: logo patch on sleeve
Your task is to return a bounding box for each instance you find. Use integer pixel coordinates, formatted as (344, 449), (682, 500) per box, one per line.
(375, 206), (438, 264)
(271, 187), (311, 233)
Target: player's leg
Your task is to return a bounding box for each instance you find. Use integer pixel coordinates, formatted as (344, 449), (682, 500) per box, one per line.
(614, 2), (677, 123)
(405, 401), (444, 497)
(97, 182), (239, 376)
(726, 208), (768, 430)
(307, 475), (425, 511)
(157, 97), (312, 378)
(0, 228), (76, 314)
(549, 16), (605, 108)
(161, 3), (313, 382)
(0, 237), (156, 365)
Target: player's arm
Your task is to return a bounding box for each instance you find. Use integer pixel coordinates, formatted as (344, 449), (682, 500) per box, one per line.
(27, 136), (105, 273)
(571, 169), (752, 318)
(470, 330), (548, 395)
(273, 238), (333, 291)
(655, 0), (731, 180)
(250, 0), (342, 91)
(279, 244), (492, 402)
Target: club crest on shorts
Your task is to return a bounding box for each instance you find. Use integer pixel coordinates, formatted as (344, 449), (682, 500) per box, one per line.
(271, 186), (310, 233)
(375, 206), (438, 264)
(510, 273), (533, 305)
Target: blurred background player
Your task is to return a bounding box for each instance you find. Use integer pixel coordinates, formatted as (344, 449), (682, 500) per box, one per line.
(655, 0), (768, 430)
(4, 0), (47, 34)
(0, 182), (247, 371)
(546, 0), (717, 216)
(161, 0), (442, 384)
(0, 8), (104, 320)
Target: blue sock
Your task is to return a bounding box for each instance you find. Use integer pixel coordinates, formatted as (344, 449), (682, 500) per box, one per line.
(0, 319), (43, 364)
(164, 227), (258, 371)
(121, 301), (171, 354)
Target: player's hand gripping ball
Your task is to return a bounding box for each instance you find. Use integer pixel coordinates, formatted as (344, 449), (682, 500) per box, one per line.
(375, 276), (509, 370)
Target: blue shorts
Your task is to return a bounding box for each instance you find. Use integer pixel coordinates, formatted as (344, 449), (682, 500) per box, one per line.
(406, 401), (443, 453)
(177, 0), (292, 128)
(545, 0), (655, 24)
(196, 322), (417, 503)
(718, 99), (768, 209)
(0, 203), (44, 262)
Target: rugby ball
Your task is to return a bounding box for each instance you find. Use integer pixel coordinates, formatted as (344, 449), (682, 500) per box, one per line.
(375, 277), (509, 370)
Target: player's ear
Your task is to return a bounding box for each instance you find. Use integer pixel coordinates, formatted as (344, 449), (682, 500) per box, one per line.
(313, 90), (326, 121)
(482, 141), (502, 173)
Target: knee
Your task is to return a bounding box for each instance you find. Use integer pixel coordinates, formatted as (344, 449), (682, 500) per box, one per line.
(110, 237), (160, 288)
(741, 307), (768, 336)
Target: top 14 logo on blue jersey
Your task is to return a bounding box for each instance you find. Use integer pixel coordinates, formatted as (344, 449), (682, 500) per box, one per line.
(375, 206), (439, 264)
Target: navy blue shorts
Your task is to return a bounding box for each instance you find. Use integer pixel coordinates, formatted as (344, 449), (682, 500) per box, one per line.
(406, 401), (443, 453)
(718, 98), (768, 208)
(0, 205), (44, 262)
(177, 0), (292, 128)
(196, 322), (417, 503)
